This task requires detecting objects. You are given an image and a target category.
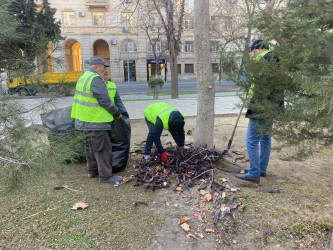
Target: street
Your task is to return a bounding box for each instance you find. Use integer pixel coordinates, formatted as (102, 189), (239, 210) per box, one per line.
(116, 77), (236, 94)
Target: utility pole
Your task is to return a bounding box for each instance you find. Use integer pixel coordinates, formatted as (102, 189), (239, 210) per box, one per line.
(126, 13), (130, 84)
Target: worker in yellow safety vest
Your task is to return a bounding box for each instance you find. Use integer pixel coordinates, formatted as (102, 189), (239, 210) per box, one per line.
(235, 40), (283, 185)
(71, 56), (123, 184)
(143, 102), (188, 163)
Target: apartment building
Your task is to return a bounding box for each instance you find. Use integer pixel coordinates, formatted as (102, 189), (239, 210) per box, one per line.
(43, 0), (239, 82)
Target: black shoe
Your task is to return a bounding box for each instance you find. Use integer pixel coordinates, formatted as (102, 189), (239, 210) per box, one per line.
(244, 168), (267, 177)
(235, 173), (260, 184)
(99, 175), (123, 183)
(88, 171), (99, 178)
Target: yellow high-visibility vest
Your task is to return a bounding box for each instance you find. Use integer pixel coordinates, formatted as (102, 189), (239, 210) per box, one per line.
(71, 71), (116, 123)
(144, 103), (184, 130)
(248, 50), (272, 98)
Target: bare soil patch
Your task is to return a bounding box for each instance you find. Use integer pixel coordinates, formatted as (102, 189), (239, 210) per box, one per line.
(131, 115), (333, 249)
(0, 115), (332, 249)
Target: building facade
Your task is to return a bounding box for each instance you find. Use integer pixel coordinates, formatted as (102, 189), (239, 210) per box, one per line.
(42, 0), (239, 82)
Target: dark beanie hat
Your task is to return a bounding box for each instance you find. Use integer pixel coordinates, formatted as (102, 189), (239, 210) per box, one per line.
(169, 111), (185, 131)
(250, 40), (269, 51)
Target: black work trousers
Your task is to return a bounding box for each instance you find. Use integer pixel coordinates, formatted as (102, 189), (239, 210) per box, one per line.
(85, 130), (112, 181)
(144, 118), (155, 155)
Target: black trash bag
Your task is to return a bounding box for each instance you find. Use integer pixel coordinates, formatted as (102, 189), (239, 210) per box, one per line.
(40, 106), (86, 163)
(110, 115), (131, 173)
(40, 106), (73, 138)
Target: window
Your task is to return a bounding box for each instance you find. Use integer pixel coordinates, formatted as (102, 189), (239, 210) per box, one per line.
(184, 19), (194, 30)
(155, 42), (162, 53)
(121, 12), (133, 27)
(225, 18), (232, 30)
(93, 12), (105, 26)
(210, 42), (219, 53)
(123, 41), (137, 52)
(188, 0), (193, 8)
(178, 64), (182, 74)
(185, 64), (194, 73)
(150, 14), (160, 28)
(212, 63), (219, 73)
(148, 41), (163, 53)
(63, 11), (76, 26)
(185, 42), (194, 53)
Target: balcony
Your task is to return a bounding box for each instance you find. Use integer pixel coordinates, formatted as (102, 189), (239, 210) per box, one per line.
(86, 0), (108, 8)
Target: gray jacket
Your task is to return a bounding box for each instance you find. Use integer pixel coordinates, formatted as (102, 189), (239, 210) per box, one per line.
(74, 70), (127, 131)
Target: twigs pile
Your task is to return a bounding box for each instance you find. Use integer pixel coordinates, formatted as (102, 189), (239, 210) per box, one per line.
(133, 144), (250, 245)
(135, 146), (220, 191)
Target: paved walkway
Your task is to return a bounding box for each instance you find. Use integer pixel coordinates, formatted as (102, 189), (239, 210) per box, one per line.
(13, 92), (243, 125)
(120, 91), (238, 100)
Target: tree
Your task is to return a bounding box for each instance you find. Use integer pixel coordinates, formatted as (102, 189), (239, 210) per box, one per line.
(238, 0), (333, 157)
(209, 0), (277, 89)
(36, 0), (62, 73)
(194, 0), (215, 148)
(153, 0), (186, 99)
(0, 1), (74, 187)
(138, 1), (168, 79)
(209, 0), (245, 89)
(0, 0), (61, 73)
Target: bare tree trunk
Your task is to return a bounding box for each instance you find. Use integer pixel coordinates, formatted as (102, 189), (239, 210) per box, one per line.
(153, 0), (185, 99)
(194, 0), (215, 148)
(170, 46), (178, 98)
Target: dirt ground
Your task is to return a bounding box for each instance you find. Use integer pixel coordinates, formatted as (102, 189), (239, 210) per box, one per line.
(130, 115), (333, 249)
(1, 115), (332, 249)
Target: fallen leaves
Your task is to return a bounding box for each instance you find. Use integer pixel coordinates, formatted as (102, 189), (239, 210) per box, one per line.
(199, 189), (206, 195)
(238, 204), (245, 212)
(178, 217), (191, 225)
(180, 223), (191, 232)
(220, 204), (226, 211)
(205, 228), (215, 233)
(198, 233), (204, 238)
(72, 200), (89, 210)
(122, 175), (135, 184)
(187, 233), (196, 238)
(203, 193), (212, 202)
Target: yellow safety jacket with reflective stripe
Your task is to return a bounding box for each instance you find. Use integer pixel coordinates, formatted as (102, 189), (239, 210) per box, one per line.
(144, 103), (185, 130)
(71, 71), (116, 123)
(248, 50), (272, 98)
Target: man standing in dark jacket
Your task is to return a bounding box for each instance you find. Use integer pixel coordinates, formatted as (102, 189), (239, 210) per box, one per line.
(143, 102), (186, 163)
(235, 40), (283, 185)
(71, 56), (123, 184)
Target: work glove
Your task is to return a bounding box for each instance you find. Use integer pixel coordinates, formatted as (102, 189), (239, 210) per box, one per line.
(113, 111), (122, 120)
(143, 155), (150, 160)
(160, 152), (168, 163)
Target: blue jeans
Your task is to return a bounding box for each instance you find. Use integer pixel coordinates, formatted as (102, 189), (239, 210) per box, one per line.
(246, 118), (273, 177)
